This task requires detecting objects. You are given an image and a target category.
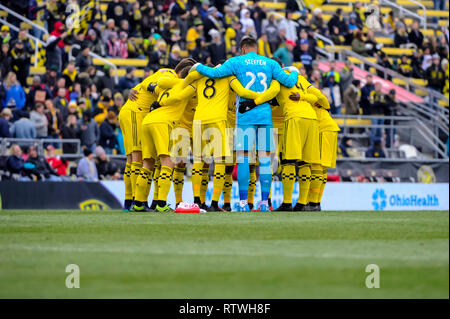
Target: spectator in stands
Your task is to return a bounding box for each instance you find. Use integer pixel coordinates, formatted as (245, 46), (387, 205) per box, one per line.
(273, 40), (295, 68)
(148, 41), (169, 72)
(192, 38), (211, 64)
(44, 99), (62, 142)
(62, 61), (78, 91)
(0, 108), (12, 137)
(310, 69), (322, 89)
(360, 75), (375, 115)
(369, 82), (387, 144)
(118, 32), (129, 59)
(94, 146), (121, 180)
(366, 139), (386, 158)
(394, 26), (409, 48)
(351, 30), (368, 57)
(10, 40), (31, 87)
(95, 65), (115, 93)
(77, 148), (98, 182)
(340, 61), (354, 94)
(0, 42), (12, 77)
(168, 45), (183, 69)
(5, 144), (25, 176)
(111, 92), (124, 115)
(27, 76), (53, 110)
(26, 145), (62, 181)
(99, 111), (119, 155)
(327, 8), (346, 35)
(426, 54), (446, 93)
(62, 114), (78, 154)
(30, 102), (48, 138)
(297, 39), (314, 75)
(46, 26), (68, 73)
(204, 7), (225, 42)
(323, 74), (342, 115)
(76, 42), (92, 73)
(261, 13), (279, 53)
(2, 72), (26, 110)
(278, 11), (298, 43)
(9, 111), (36, 138)
(186, 19), (204, 52)
(408, 21), (424, 49)
(344, 80), (361, 115)
(77, 111), (99, 153)
(102, 19), (117, 44)
(88, 29), (106, 57)
(339, 137), (356, 158)
(0, 25), (11, 44)
(311, 8), (325, 34)
(376, 52), (393, 80)
(118, 68), (139, 92)
(106, 0), (128, 27)
(398, 55), (413, 77)
(207, 29), (227, 65)
(45, 145), (68, 176)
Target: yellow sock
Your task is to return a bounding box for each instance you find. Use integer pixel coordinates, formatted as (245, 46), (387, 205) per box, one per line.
(200, 167), (209, 204)
(152, 162), (161, 203)
(223, 166), (233, 204)
(124, 163), (132, 201)
(157, 166), (173, 204)
(248, 169), (257, 205)
(281, 163), (296, 204)
(297, 163), (311, 205)
(308, 164), (323, 204)
(135, 167), (152, 203)
(130, 162), (142, 198)
(212, 163), (226, 202)
(318, 167), (327, 203)
(191, 162), (204, 198)
(173, 166), (185, 204)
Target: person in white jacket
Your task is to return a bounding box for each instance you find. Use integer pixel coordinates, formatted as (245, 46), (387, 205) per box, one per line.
(277, 12), (298, 42)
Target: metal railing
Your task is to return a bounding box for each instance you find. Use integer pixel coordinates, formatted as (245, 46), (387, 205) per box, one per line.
(0, 4), (49, 37)
(0, 17), (44, 68)
(379, 0), (427, 29)
(334, 114), (449, 159)
(0, 138), (81, 156)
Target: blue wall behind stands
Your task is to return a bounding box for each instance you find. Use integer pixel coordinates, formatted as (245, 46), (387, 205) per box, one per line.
(102, 181), (449, 211)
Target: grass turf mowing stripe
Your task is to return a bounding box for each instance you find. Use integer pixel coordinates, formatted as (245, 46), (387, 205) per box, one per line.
(0, 210), (448, 298)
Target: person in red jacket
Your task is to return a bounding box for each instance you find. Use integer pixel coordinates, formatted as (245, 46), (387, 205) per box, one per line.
(45, 145), (69, 176)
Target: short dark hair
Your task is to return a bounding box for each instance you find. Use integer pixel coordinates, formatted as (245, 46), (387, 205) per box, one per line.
(178, 65), (192, 79)
(239, 36), (257, 49)
(174, 58), (197, 75)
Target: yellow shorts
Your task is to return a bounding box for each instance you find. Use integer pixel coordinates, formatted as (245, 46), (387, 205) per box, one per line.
(171, 125), (192, 160)
(118, 108), (147, 155)
(193, 120), (230, 162)
(320, 131), (339, 168)
(141, 122), (172, 160)
(283, 117), (320, 164)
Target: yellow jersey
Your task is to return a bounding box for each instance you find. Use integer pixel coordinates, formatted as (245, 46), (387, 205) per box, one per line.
(142, 81), (194, 127)
(122, 68), (177, 113)
(313, 106), (340, 133)
(276, 74), (317, 121)
(227, 89), (237, 127)
(178, 96), (197, 134)
(271, 104), (284, 130)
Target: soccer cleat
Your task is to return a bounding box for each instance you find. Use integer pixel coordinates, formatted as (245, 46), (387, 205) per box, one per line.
(132, 204), (153, 212)
(156, 205), (174, 213)
(293, 203), (308, 212)
(274, 203), (293, 212)
(259, 203), (270, 212)
(237, 204), (250, 212)
(221, 203), (232, 211)
(308, 203), (322, 212)
(207, 205), (226, 212)
(200, 203), (208, 211)
(149, 202), (157, 210)
(123, 199), (133, 212)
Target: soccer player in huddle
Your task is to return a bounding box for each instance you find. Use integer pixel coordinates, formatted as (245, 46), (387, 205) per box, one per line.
(190, 36), (299, 212)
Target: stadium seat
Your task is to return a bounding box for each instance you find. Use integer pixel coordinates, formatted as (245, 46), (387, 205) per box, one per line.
(247, 1), (286, 10)
(412, 78), (428, 86)
(324, 45), (351, 52)
(375, 37), (394, 45)
(113, 68), (146, 77)
(93, 58), (148, 67)
(0, 10), (7, 17)
(328, 0), (371, 3)
(381, 47), (414, 56)
(418, 9), (449, 18)
(334, 118), (372, 126)
(438, 100), (449, 107)
(396, 0), (434, 8)
(415, 88), (429, 97)
(29, 66), (46, 75)
(392, 78), (408, 86)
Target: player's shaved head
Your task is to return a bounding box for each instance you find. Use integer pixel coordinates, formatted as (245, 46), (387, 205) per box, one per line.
(174, 58), (197, 75)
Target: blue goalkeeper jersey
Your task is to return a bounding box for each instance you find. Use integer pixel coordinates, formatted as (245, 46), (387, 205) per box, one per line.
(195, 52), (299, 126)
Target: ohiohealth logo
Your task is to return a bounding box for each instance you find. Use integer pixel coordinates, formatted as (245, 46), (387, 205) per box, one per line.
(372, 189), (387, 210)
(371, 188), (440, 211)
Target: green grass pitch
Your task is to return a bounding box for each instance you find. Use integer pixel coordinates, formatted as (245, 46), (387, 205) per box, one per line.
(0, 210), (448, 298)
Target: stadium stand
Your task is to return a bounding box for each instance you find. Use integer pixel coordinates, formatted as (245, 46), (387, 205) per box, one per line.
(0, 0), (448, 183)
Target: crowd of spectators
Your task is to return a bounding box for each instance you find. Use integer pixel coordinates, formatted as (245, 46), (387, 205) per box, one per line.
(0, 0), (449, 171)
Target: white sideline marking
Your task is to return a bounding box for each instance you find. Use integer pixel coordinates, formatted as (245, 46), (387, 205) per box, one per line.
(0, 243), (448, 262)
